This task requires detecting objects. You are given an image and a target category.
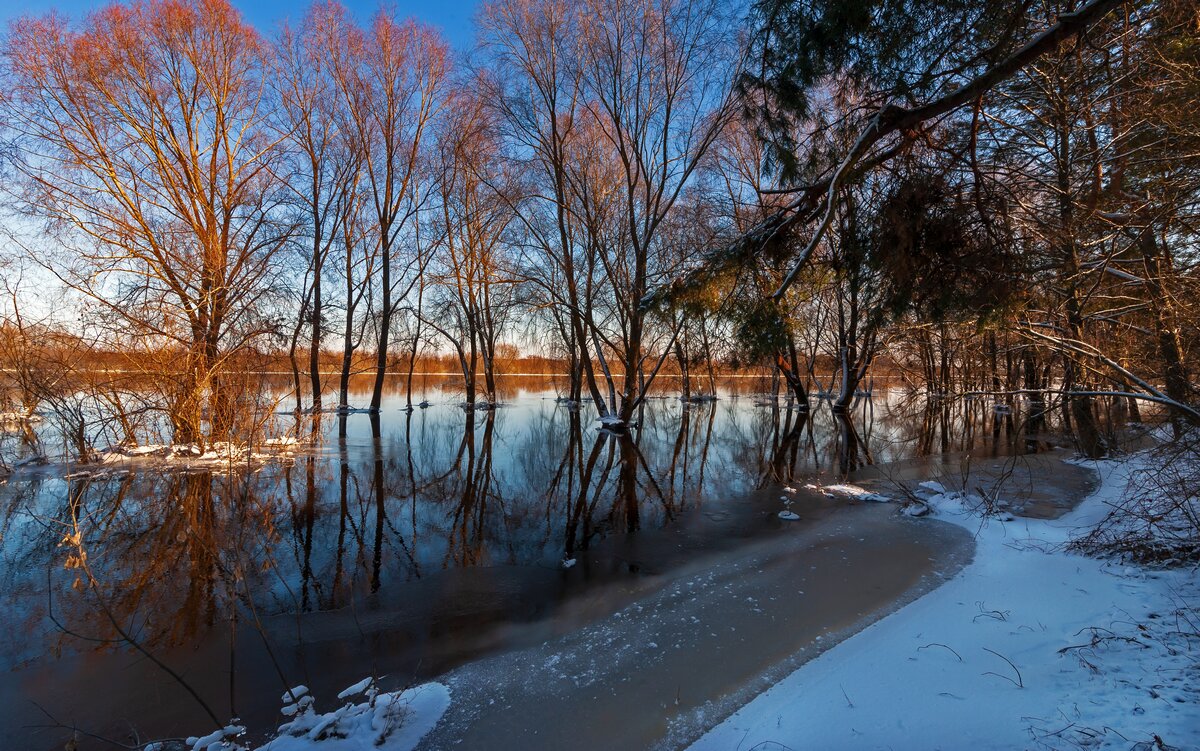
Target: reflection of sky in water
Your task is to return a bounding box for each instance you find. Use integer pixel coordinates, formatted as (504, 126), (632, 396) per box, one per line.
(0, 379), (1058, 669)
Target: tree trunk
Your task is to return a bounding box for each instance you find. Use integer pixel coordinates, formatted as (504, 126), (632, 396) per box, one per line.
(370, 239), (392, 412)
(1139, 226), (1195, 427)
(309, 240), (323, 413)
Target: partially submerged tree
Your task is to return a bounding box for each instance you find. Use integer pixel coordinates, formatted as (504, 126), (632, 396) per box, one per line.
(425, 82), (521, 405)
(333, 10), (448, 412)
(273, 1), (364, 414)
(3, 0), (292, 447)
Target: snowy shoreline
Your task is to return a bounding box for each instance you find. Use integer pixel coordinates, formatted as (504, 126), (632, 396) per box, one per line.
(75, 449), (1198, 751)
(688, 453), (1199, 751)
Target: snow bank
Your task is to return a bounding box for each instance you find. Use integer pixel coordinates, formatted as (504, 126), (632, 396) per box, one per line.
(690, 455), (1200, 751)
(99, 440), (295, 463)
(1072, 435), (1200, 564)
(7, 439), (304, 480)
(264, 680), (450, 751)
(164, 679), (450, 751)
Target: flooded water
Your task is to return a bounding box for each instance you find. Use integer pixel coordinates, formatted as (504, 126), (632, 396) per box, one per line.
(0, 376), (1114, 749)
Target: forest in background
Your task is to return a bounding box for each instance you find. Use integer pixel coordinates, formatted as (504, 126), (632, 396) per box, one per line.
(0, 0), (1194, 461)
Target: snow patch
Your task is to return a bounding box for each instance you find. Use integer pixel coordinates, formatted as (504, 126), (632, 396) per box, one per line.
(178, 679), (450, 751)
(691, 454), (1200, 751)
(43, 439), (307, 478)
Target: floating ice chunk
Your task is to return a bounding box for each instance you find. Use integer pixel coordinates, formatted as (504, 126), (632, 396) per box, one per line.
(822, 484), (892, 503)
(125, 444), (169, 456)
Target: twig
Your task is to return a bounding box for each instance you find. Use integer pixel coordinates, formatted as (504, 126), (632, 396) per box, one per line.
(27, 700), (182, 750)
(973, 601), (1011, 622)
(982, 647), (1024, 688)
(918, 642), (963, 662)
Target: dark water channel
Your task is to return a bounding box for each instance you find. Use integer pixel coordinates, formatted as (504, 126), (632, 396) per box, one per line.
(0, 376), (1101, 749)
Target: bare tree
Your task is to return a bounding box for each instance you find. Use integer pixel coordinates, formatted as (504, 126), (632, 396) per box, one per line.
(483, 0), (739, 425)
(3, 0), (292, 447)
(426, 82), (521, 405)
(574, 0), (739, 425)
(479, 0), (606, 408)
(332, 11), (448, 412)
(274, 1), (364, 413)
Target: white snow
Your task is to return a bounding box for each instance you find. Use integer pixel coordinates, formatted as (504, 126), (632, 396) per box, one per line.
(919, 479), (948, 494)
(690, 455), (1200, 751)
(2, 437), (305, 480)
(49, 440), (305, 476)
(187, 726), (247, 751)
(821, 483), (893, 503)
(335, 679), (371, 701)
(172, 680), (449, 751)
(266, 681), (448, 751)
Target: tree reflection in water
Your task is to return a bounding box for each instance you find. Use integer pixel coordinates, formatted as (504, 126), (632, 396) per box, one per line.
(0, 383), (1090, 745)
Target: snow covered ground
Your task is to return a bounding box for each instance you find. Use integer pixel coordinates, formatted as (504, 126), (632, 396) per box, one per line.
(689, 455), (1200, 751)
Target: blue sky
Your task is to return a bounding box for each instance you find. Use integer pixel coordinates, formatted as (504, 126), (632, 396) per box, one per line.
(0, 1), (483, 49)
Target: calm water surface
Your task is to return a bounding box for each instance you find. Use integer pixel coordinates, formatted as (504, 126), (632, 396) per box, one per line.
(0, 375), (1082, 749)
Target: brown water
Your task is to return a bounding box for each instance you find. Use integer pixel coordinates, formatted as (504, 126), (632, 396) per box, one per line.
(0, 378), (1117, 749)
(423, 504), (972, 751)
